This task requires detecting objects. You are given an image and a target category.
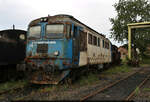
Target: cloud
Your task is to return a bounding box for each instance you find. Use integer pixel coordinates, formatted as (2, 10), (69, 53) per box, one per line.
(0, 0), (40, 30)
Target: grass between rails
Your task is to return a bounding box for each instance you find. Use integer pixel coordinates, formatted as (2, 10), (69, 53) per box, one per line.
(77, 64), (132, 86)
(0, 79), (28, 92)
(140, 55), (150, 66)
(143, 88), (150, 91)
(77, 72), (100, 86)
(135, 87), (140, 95)
(102, 64), (132, 75)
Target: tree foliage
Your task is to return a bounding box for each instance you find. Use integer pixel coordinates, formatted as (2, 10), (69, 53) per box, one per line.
(110, 0), (150, 52)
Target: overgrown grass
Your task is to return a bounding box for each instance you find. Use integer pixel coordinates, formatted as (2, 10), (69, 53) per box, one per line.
(78, 73), (99, 86)
(135, 87), (140, 95)
(102, 64), (132, 75)
(140, 55), (150, 65)
(139, 54), (150, 67)
(38, 85), (56, 93)
(143, 88), (150, 91)
(0, 80), (28, 92)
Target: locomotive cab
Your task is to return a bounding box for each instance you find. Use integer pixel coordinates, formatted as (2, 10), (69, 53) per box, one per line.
(26, 16), (81, 84)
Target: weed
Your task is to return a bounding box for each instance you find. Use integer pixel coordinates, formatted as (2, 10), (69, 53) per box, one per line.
(78, 73), (99, 86)
(14, 95), (27, 101)
(135, 87), (140, 95)
(62, 84), (69, 91)
(102, 64), (131, 75)
(143, 88), (150, 91)
(0, 80), (28, 92)
(140, 55), (150, 65)
(38, 86), (55, 93)
(0, 95), (5, 100)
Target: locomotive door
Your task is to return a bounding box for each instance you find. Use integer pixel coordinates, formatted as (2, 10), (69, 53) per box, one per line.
(72, 26), (79, 65)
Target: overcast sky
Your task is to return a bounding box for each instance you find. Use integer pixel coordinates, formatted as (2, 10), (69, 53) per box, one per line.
(0, 0), (123, 46)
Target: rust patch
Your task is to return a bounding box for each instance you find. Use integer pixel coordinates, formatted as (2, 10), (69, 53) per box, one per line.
(31, 80), (58, 85)
(63, 61), (71, 66)
(30, 71), (63, 85)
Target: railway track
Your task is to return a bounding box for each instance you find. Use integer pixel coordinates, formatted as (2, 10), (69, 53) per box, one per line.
(80, 68), (150, 101)
(126, 74), (150, 100)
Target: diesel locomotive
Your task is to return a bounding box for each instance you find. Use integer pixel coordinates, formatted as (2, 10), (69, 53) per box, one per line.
(22, 14), (113, 84)
(0, 29), (26, 81)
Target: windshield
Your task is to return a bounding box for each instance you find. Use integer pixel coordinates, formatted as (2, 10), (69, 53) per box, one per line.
(29, 26), (41, 38)
(46, 24), (64, 38)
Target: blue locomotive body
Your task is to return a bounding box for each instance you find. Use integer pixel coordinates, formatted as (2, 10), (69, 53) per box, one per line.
(26, 24), (80, 68)
(25, 15), (83, 84)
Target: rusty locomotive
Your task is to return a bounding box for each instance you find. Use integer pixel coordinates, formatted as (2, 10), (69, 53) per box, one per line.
(0, 29), (26, 81)
(19, 14), (121, 84)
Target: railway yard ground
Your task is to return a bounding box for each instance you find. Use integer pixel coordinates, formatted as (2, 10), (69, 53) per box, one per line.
(0, 55), (150, 101)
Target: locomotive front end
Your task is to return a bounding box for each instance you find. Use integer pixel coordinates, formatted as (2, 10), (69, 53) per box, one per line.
(25, 16), (79, 84)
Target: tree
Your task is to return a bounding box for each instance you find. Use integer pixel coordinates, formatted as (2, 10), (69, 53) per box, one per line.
(110, 0), (150, 55)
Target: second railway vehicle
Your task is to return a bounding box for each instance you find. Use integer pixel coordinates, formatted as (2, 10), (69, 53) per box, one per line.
(0, 29), (26, 81)
(22, 14), (112, 84)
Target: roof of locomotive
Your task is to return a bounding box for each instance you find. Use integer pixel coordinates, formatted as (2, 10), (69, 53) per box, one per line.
(29, 14), (106, 38)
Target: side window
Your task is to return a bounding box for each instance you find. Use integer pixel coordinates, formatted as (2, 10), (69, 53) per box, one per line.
(73, 26), (77, 38)
(98, 38), (100, 47)
(105, 42), (109, 49)
(88, 34), (92, 44)
(66, 24), (71, 38)
(79, 30), (87, 51)
(103, 40), (105, 48)
(93, 36), (97, 46)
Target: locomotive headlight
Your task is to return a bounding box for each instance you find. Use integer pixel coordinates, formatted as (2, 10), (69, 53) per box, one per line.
(54, 51), (59, 56)
(44, 18), (47, 21)
(40, 18), (43, 22)
(19, 34), (25, 40)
